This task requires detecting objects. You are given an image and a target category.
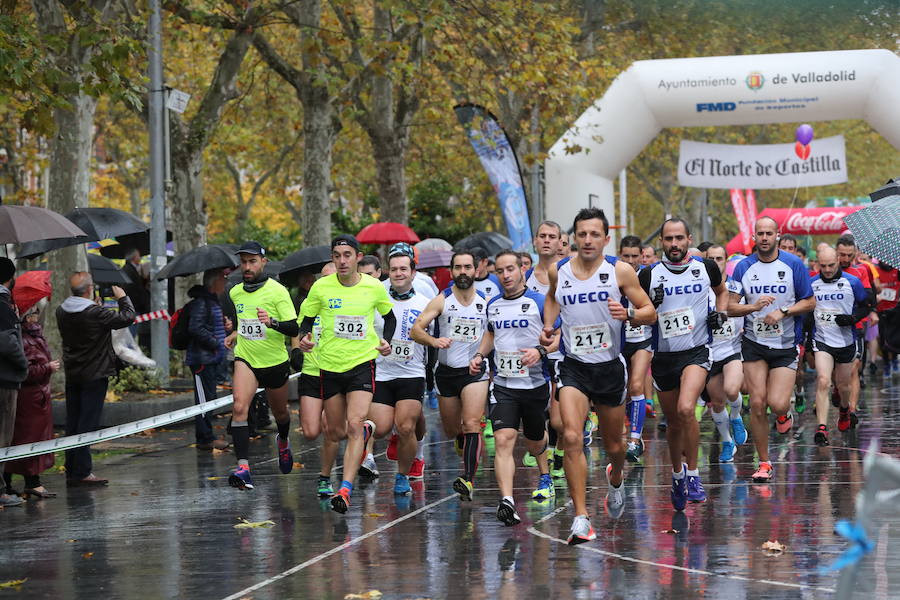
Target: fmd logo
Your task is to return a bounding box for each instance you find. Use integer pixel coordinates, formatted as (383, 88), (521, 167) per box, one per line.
(746, 71), (765, 90)
(697, 102), (736, 112)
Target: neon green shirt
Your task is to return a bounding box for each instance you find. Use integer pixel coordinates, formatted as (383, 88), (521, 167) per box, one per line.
(229, 278), (297, 369)
(299, 314), (322, 377)
(300, 273), (393, 373)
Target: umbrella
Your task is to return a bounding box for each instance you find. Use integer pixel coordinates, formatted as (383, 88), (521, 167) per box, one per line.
(415, 238), (452, 252)
(99, 230), (173, 259)
(278, 245), (331, 286)
(869, 177), (900, 203)
(725, 253), (746, 277)
(227, 260), (283, 285)
(417, 249), (453, 269)
(155, 244), (240, 280)
(454, 231), (513, 257)
(357, 222), (420, 245)
(0, 204), (87, 245)
(844, 196), (900, 267)
(11, 270), (51, 314)
(88, 253), (129, 285)
(18, 207), (148, 258)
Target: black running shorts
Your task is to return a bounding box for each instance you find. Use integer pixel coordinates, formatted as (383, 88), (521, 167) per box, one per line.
(489, 383), (550, 440)
(557, 356), (627, 408)
(299, 373), (321, 399)
(434, 364), (487, 398)
(652, 346), (711, 392)
(235, 358), (290, 389)
(708, 352), (742, 378)
(373, 377), (425, 407)
(812, 340), (856, 364)
(742, 337), (798, 370)
(320, 360), (375, 399)
(623, 338), (653, 362)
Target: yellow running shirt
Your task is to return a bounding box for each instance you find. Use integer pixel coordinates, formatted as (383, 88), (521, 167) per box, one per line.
(229, 278), (297, 368)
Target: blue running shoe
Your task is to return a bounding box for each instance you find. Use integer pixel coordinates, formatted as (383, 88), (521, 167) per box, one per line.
(687, 475), (706, 503)
(532, 473), (555, 501)
(731, 417), (748, 446)
(228, 465), (254, 490)
(277, 434), (293, 474)
(394, 473), (412, 495)
(719, 440), (736, 463)
(671, 468), (687, 511)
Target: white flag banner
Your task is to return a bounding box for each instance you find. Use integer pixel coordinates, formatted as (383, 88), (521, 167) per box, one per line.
(678, 135), (847, 189)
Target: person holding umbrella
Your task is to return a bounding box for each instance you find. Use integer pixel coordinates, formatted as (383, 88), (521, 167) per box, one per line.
(0, 257), (27, 506)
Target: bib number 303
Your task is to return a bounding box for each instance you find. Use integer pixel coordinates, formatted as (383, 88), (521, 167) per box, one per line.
(239, 318), (266, 340)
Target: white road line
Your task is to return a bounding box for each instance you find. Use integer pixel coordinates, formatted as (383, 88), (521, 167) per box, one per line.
(220, 494), (455, 600)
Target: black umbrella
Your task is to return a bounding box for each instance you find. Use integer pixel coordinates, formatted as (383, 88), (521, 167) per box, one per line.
(88, 253), (129, 285)
(0, 204), (87, 245)
(99, 230), (173, 259)
(870, 177), (900, 203)
(279, 246), (330, 275)
(18, 207), (148, 258)
(156, 244), (240, 280)
(227, 260), (283, 285)
(454, 231), (514, 257)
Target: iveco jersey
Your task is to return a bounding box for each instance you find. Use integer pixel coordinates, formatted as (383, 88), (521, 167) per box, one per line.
(437, 288), (488, 368)
(708, 281), (742, 361)
(810, 271), (866, 348)
(623, 265), (652, 344)
(730, 251), (813, 349)
(640, 257), (720, 353)
(524, 267), (564, 360)
(376, 292), (431, 381)
(555, 256), (624, 364)
(474, 274), (501, 301)
(486, 290), (550, 390)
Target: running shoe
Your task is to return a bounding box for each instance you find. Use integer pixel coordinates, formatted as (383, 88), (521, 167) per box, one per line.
(408, 458), (425, 480)
(276, 434), (293, 475)
(795, 391), (806, 414)
(483, 418), (494, 438)
(645, 403), (657, 419)
(814, 425), (829, 446)
(731, 417), (748, 446)
(386, 433), (399, 461)
(752, 462), (774, 483)
(359, 454), (379, 478)
(719, 440), (736, 463)
(670, 466), (687, 511)
(658, 415), (668, 432)
(625, 438), (644, 463)
(523, 451), (537, 467)
(360, 420), (375, 463)
(453, 477), (474, 501)
(331, 487), (351, 514)
(605, 464), (625, 519)
(837, 409), (851, 432)
(317, 477), (334, 497)
(228, 465), (254, 490)
(497, 498), (521, 526)
(849, 411), (859, 430)
(694, 403), (706, 422)
(775, 412), (793, 435)
(868, 362), (877, 375)
(454, 435), (464, 457)
(532, 473), (555, 501)
(550, 450), (565, 478)
(583, 417), (594, 446)
(567, 515), (596, 545)
(394, 473), (412, 495)
(687, 474), (706, 503)
(589, 411), (599, 431)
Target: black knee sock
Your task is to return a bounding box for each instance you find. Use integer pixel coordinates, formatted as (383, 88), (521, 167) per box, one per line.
(276, 419), (290, 440)
(548, 426), (558, 448)
(463, 432), (481, 481)
(232, 422), (250, 462)
(2, 472), (12, 493)
(24, 474), (40, 489)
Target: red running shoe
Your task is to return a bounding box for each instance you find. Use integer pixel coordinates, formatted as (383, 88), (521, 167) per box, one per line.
(386, 433), (399, 461)
(837, 409), (851, 432)
(408, 458), (425, 479)
(775, 413), (793, 434)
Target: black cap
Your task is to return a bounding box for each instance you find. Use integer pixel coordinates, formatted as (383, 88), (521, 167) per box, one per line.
(470, 246), (489, 262)
(235, 241), (266, 256)
(331, 234), (360, 251)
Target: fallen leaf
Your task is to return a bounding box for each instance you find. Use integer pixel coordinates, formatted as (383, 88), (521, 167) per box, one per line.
(364, 513), (384, 518)
(762, 540), (786, 555)
(189, 444), (198, 448)
(292, 462), (304, 469)
(0, 579), (27, 589)
(233, 518), (275, 529)
(82, 552), (94, 559)
(344, 592), (383, 600)
(207, 476), (223, 481)
(130, 492), (139, 496)
(212, 448), (229, 455)
(661, 529), (680, 534)
(66, 539), (77, 543)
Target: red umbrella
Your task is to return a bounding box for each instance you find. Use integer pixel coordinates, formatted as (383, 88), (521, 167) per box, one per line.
(356, 222), (420, 245)
(12, 270), (51, 315)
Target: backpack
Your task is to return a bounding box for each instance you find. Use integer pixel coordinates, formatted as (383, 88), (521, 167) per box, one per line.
(169, 301), (195, 350)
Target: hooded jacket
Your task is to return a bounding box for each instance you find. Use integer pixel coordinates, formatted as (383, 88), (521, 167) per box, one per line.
(0, 285), (27, 389)
(56, 294), (135, 383)
(185, 285), (226, 367)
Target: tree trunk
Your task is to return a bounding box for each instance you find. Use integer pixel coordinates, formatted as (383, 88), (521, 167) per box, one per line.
(299, 89), (336, 245)
(169, 142), (206, 305)
(371, 133), (407, 223)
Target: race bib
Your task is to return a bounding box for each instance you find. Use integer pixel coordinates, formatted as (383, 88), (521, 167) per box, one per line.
(712, 319), (736, 341)
(312, 323), (323, 343)
(334, 315), (366, 340)
(567, 323), (611, 355)
(659, 306), (695, 339)
(387, 339), (414, 362)
(449, 317), (482, 343)
(753, 318), (782, 339)
(879, 288), (897, 302)
(625, 323), (648, 342)
(238, 318), (266, 341)
(496, 350), (528, 378)
(815, 308), (840, 327)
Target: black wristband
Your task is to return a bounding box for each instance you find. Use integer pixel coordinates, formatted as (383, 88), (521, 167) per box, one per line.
(535, 345), (548, 359)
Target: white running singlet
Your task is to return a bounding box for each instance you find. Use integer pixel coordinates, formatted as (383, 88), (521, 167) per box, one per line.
(376, 292), (432, 381)
(487, 290), (552, 390)
(810, 271), (866, 348)
(437, 288), (488, 369)
(555, 256), (624, 364)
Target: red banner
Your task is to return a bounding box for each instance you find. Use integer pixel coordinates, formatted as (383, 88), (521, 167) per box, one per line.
(745, 189), (758, 223)
(730, 189), (752, 254)
(725, 205), (864, 255)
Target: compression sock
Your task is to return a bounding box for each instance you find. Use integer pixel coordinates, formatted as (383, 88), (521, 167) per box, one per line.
(547, 426), (558, 448)
(232, 421), (250, 464)
(628, 395), (647, 438)
(463, 432), (482, 481)
(711, 407), (733, 442)
(276, 418), (290, 440)
(416, 439), (425, 461)
(728, 395), (743, 419)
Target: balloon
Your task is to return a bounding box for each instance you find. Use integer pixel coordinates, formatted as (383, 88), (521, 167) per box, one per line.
(795, 123), (814, 146)
(795, 141), (811, 160)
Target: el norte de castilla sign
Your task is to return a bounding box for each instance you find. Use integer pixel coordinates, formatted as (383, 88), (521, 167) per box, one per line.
(677, 135), (847, 190)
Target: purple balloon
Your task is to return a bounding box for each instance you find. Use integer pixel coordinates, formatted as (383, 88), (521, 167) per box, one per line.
(795, 124), (814, 146)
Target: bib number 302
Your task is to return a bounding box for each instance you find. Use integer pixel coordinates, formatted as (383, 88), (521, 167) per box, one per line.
(334, 315), (366, 340)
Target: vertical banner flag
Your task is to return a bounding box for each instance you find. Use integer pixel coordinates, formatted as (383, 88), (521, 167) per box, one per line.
(730, 188), (752, 254)
(454, 104), (532, 251)
(745, 189), (758, 224)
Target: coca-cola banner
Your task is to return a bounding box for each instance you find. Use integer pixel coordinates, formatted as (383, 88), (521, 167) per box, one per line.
(724, 205), (864, 255)
(678, 135), (847, 190)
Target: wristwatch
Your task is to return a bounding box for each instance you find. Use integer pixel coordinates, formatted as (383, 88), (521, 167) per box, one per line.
(269, 318), (279, 329)
(779, 305), (791, 316)
(535, 345), (548, 359)
(627, 307), (636, 320)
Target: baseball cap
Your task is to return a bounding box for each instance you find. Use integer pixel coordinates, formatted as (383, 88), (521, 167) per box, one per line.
(331, 234), (360, 251)
(389, 242), (414, 258)
(235, 240), (266, 256)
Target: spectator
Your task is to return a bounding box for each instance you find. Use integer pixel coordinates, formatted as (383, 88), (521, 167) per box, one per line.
(57, 272), (135, 486)
(186, 269), (231, 450)
(121, 248), (150, 349)
(0, 257), (27, 507)
(3, 297), (59, 499)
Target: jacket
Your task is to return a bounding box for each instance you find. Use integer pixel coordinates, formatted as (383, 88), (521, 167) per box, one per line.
(121, 261), (150, 314)
(185, 285), (226, 366)
(0, 286), (27, 389)
(56, 295), (136, 383)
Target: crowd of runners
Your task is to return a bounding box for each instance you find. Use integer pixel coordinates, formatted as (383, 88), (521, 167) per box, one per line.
(221, 208), (897, 545)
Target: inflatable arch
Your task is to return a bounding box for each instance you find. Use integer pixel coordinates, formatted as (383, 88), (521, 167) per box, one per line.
(544, 49), (900, 237)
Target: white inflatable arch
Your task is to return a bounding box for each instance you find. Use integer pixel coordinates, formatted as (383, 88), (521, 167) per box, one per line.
(544, 49), (900, 234)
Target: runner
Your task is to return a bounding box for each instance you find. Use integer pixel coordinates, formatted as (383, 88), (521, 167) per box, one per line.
(298, 234), (395, 514)
(411, 250), (489, 501)
(810, 247), (869, 445)
(558, 233), (570, 259)
(705, 244), (747, 463)
(875, 259), (899, 376)
(380, 243), (439, 298)
(470, 246), (501, 301)
(224, 241), (300, 490)
(639, 219), (728, 509)
(728, 216), (815, 483)
(779, 234), (807, 411)
(540, 207), (656, 544)
(835, 235), (875, 415)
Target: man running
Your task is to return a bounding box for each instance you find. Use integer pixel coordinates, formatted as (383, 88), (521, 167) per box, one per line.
(224, 241), (300, 490)
(541, 207), (656, 544)
(470, 250), (558, 526)
(811, 247), (869, 445)
(640, 219), (728, 509)
(836, 235), (875, 411)
(412, 251), (489, 501)
(470, 246), (501, 301)
(728, 217), (815, 483)
(298, 234), (395, 514)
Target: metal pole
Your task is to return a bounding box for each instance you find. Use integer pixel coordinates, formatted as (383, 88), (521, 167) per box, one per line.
(619, 169), (627, 233)
(148, 0), (169, 382)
